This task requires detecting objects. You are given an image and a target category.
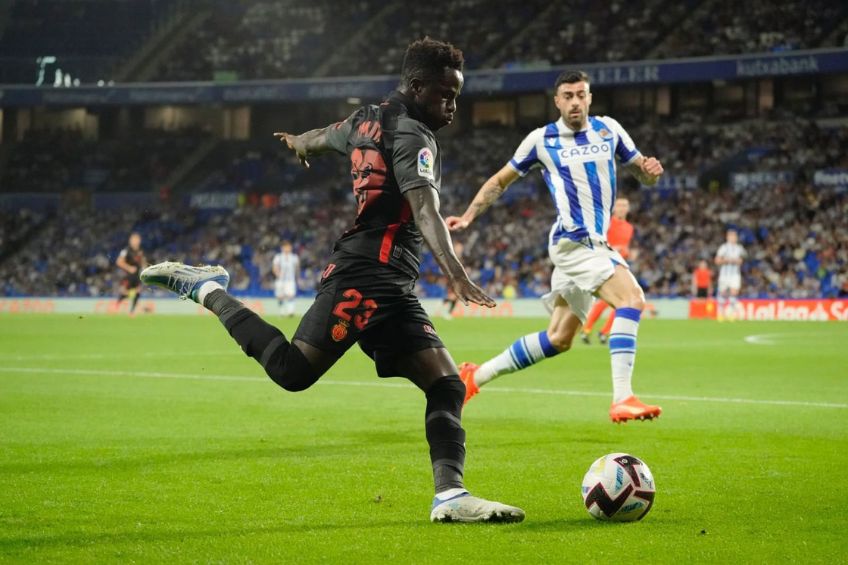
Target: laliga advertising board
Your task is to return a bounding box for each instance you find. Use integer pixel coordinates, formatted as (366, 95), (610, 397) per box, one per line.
(689, 299), (848, 321)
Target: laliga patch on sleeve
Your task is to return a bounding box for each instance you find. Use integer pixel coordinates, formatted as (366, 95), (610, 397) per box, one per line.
(417, 147), (435, 180)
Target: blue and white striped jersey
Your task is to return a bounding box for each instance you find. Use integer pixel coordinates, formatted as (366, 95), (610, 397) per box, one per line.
(716, 242), (746, 279)
(508, 116), (641, 246)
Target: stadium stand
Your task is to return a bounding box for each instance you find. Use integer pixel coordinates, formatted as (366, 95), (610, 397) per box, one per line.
(155, 0), (381, 81)
(1, 119), (845, 300)
(1, 127), (212, 193)
(0, 0), (180, 85)
(1, 0), (846, 84)
(1, 1), (847, 302)
(652, 0), (848, 59)
(109, 0), (848, 81)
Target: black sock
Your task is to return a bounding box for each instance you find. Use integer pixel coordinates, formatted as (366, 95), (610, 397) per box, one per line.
(204, 289), (287, 359)
(203, 289), (318, 391)
(116, 294), (126, 304)
(425, 376), (466, 493)
(130, 292), (140, 313)
(448, 299), (457, 313)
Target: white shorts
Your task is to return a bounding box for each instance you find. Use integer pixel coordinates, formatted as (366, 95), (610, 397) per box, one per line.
(275, 280), (296, 299)
(542, 238), (627, 323)
(717, 274), (741, 293)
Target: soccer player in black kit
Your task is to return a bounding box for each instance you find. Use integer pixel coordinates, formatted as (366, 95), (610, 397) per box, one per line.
(115, 232), (147, 315)
(142, 38), (524, 523)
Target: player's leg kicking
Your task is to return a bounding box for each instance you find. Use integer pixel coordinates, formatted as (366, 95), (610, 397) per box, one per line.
(459, 240), (660, 423)
(459, 298), (575, 403)
(142, 260), (523, 522)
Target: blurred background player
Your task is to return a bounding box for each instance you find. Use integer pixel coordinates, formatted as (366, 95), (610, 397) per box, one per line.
(272, 240), (300, 317)
(581, 197), (634, 345)
(692, 259), (713, 299)
(115, 232), (147, 315)
(447, 71), (663, 423)
(715, 229), (746, 320)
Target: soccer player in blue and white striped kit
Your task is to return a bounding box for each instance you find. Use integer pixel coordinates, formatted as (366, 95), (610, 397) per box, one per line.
(447, 70), (663, 422)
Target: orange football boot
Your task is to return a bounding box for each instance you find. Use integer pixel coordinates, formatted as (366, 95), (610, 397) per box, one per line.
(609, 395), (662, 423)
(458, 362), (480, 405)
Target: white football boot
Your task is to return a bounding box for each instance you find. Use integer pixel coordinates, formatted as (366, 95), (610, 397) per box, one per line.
(140, 261), (230, 303)
(430, 490), (525, 523)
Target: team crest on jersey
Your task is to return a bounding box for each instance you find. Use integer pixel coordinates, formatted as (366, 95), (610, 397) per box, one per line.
(598, 128), (612, 139)
(331, 320), (349, 342)
(417, 147), (434, 180)
(422, 324), (437, 336)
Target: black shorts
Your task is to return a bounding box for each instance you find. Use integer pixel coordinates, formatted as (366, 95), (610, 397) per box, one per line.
(122, 275), (142, 291)
(696, 287), (709, 299)
(293, 253), (444, 366)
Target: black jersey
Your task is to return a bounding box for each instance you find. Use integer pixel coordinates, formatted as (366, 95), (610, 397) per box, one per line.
(119, 246), (146, 273)
(324, 91), (442, 279)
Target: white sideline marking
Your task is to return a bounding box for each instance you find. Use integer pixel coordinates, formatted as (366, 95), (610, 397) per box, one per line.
(1, 366), (846, 410)
(5, 351), (234, 361)
(744, 334), (779, 345)
(743, 333), (807, 346)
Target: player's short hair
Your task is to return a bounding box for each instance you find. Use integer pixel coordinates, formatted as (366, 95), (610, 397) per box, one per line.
(554, 70), (590, 91)
(400, 37), (464, 86)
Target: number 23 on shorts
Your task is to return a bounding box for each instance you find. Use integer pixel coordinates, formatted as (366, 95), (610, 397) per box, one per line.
(332, 288), (378, 331)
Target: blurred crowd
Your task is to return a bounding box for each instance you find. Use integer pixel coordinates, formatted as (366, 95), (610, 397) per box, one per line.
(2, 118), (846, 300)
(654, 0), (845, 59)
(1, 0), (846, 86)
(2, 127), (211, 193)
(156, 0), (376, 82)
(146, 0), (848, 81)
(628, 183), (847, 298)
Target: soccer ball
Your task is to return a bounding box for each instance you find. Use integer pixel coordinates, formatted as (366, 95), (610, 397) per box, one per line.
(581, 453), (655, 521)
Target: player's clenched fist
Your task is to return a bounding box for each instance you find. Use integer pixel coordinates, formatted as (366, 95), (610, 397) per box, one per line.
(445, 216), (470, 231)
(640, 156), (663, 178)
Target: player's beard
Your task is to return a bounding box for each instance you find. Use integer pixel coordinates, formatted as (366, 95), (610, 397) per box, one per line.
(565, 108), (586, 130)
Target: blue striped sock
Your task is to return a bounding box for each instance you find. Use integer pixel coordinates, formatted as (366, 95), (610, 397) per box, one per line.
(476, 331), (560, 386)
(609, 307), (640, 402)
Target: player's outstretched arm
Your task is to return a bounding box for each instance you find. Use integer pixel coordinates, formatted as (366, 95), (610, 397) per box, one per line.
(273, 125), (338, 168)
(404, 186), (495, 307)
(625, 155), (664, 186)
(446, 165), (520, 231)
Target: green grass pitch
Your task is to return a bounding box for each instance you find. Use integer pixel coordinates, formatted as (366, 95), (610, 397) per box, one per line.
(1, 314), (846, 563)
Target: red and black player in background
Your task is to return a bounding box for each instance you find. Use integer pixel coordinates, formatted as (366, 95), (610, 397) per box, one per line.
(141, 38), (523, 522)
(115, 232), (147, 315)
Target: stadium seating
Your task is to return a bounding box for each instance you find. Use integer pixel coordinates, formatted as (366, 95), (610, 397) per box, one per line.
(1, 120), (845, 300)
(1, 0), (846, 84)
(652, 0), (847, 59)
(1, 127), (212, 193)
(155, 0), (381, 81)
(0, 0), (178, 84)
(152, 0), (848, 80)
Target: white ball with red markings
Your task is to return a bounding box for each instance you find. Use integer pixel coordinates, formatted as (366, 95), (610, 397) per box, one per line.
(581, 453), (656, 521)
